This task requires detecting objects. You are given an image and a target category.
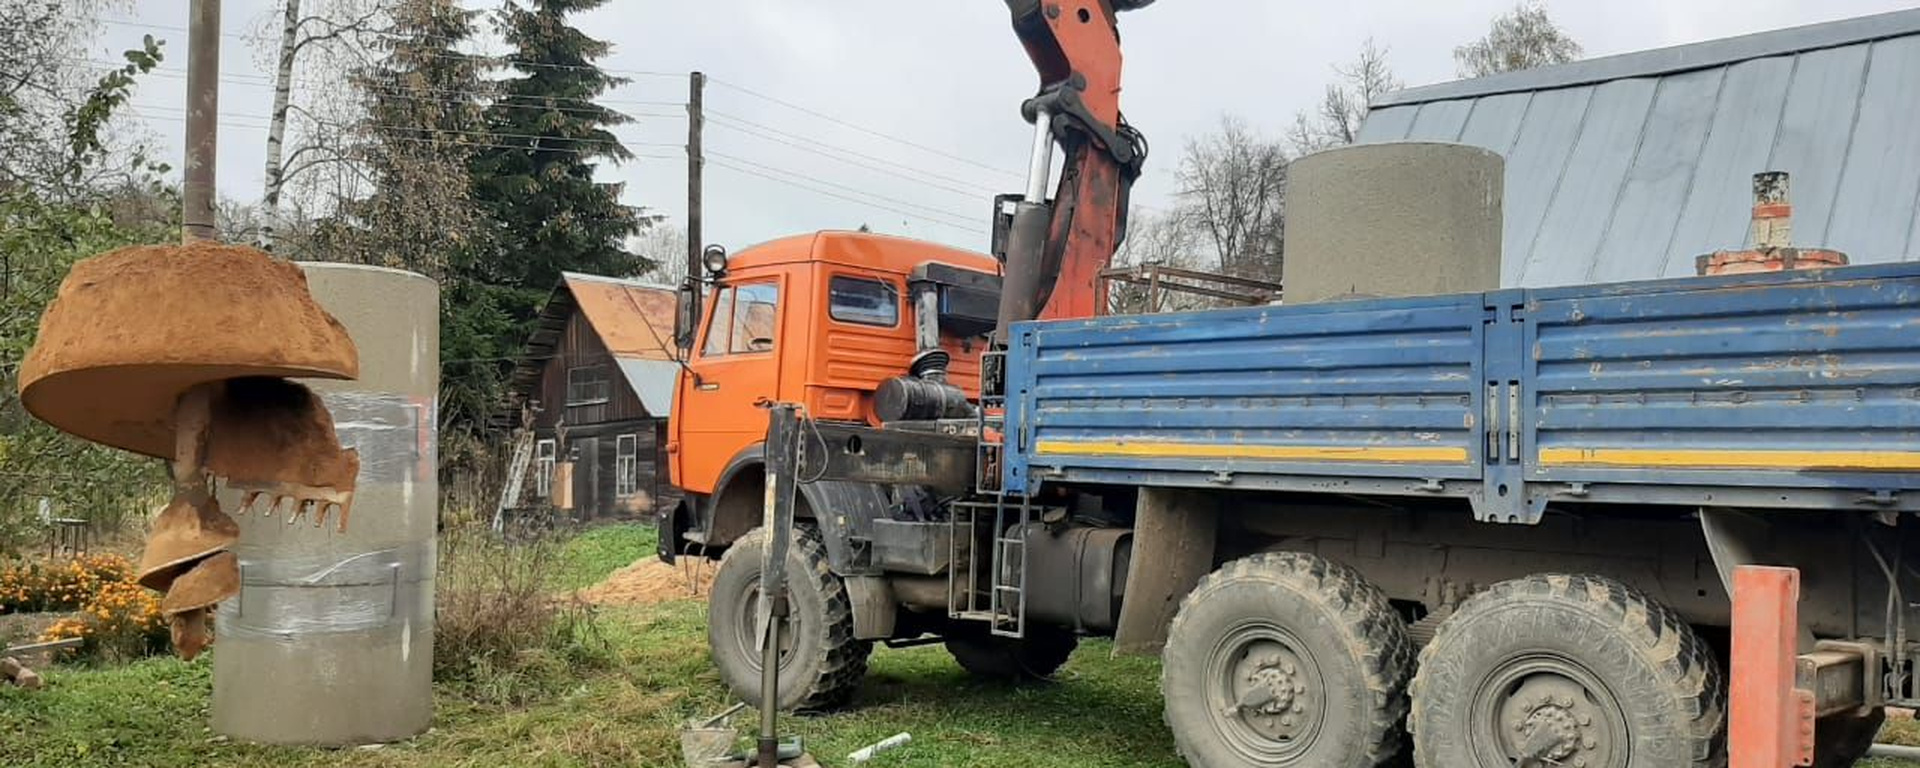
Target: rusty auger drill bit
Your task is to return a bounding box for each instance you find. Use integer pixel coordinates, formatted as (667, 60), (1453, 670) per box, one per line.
(16, 242), (362, 661)
(136, 384), (239, 662)
(206, 377), (362, 533)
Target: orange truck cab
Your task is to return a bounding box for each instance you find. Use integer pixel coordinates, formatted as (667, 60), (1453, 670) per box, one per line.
(659, 230), (1001, 557)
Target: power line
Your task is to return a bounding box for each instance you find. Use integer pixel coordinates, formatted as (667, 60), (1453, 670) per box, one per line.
(133, 102), (681, 153)
(123, 108), (986, 234)
(82, 16), (684, 79)
(107, 57), (1003, 206)
(708, 150), (980, 225)
(83, 58), (687, 116)
(709, 157), (984, 236)
(709, 76), (1026, 183)
(125, 105), (681, 159)
(707, 112), (999, 199)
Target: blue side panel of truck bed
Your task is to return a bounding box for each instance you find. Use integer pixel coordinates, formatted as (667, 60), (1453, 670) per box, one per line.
(1005, 262), (1920, 518)
(1001, 293), (1488, 498)
(1522, 263), (1920, 492)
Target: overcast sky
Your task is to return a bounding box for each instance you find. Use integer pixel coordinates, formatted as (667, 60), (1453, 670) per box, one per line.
(91, 0), (1917, 255)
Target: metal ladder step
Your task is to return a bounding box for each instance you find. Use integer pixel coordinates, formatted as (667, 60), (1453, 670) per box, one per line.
(987, 495), (1032, 638)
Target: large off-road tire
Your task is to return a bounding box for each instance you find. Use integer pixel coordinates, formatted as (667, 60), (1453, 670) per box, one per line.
(1409, 573), (1726, 768)
(1162, 551), (1414, 767)
(707, 525), (871, 711)
(944, 625), (1078, 680)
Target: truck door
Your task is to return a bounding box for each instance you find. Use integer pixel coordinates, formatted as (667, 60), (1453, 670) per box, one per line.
(677, 278), (784, 493)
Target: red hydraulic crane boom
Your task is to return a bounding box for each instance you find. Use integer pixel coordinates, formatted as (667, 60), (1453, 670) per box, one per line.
(993, 0), (1150, 340)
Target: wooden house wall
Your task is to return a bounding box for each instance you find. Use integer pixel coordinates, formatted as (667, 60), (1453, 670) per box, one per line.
(535, 307), (648, 428)
(522, 303), (680, 520)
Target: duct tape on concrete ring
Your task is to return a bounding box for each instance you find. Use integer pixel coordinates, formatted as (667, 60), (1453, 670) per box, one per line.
(321, 391), (435, 487)
(214, 542), (434, 640)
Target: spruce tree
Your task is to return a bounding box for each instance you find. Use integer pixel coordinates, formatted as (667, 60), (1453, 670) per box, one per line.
(439, 0), (648, 436)
(470, 0), (647, 294)
(323, 0), (503, 435)
(329, 0), (491, 280)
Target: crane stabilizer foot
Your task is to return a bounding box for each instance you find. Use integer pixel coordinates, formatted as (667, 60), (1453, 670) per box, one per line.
(1728, 566), (1883, 767)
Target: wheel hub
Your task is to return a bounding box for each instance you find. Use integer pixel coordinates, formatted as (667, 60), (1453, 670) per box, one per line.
(1498, 676), (1612, 767)
(1228, 643), (1314, 740)
(1517, 702), (1580, 761)
(737, 584), (798, 668)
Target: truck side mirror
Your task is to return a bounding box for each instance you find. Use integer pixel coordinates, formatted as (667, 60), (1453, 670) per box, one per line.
(674, 279), (699, 354)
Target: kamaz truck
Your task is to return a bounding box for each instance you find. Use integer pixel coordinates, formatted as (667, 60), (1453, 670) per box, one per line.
(657, 2), (1919, 765)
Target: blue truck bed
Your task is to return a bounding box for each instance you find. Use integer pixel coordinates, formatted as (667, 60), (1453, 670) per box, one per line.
(1002, 261), (1920, 522)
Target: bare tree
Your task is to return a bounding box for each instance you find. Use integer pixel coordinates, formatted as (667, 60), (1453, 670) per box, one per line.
(1286, 39), (1402, 155)
(628, 220), (686, 286)
(258, 0), (386, 249)
(299, 0), (490, 280)
(0, 1), (166, 201)
(1175, 115), (1288, 282)
(1106, 208), (1216, 314)
(216, 196), (267, 243)
(1455, 2), (1582, 78)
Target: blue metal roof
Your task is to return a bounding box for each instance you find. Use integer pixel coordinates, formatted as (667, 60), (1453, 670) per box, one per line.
(1357, 8), (1920, 288)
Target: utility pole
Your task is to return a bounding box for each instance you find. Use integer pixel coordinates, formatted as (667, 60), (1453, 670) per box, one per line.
(183, 0), (222, 243)
(685, 71), (705, 283)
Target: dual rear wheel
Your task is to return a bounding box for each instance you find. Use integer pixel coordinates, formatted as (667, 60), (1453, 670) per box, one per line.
(1162, 554), (1730, 767)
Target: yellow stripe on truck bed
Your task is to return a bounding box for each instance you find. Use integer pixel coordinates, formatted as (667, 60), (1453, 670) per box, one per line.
(1537, 447), (1920, 471)
(1033, 440), (1471, 463)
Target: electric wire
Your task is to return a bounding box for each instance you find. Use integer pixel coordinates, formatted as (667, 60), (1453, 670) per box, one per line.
(709, 76), (1027, 182)
(708, 158), (985, 236)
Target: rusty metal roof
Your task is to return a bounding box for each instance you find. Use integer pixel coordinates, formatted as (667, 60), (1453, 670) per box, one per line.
(498, 273), (680, 427)
(1357, 7), (1920, 287)
(563, 273), (679, 362)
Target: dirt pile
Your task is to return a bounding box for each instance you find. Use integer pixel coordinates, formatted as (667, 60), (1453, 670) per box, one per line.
(576, 559), (714, 606)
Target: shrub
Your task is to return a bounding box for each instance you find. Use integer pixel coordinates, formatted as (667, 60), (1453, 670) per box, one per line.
(0, 553), (136, 614)
(38, 577), (168, 662)
(434, 521), (611, 705)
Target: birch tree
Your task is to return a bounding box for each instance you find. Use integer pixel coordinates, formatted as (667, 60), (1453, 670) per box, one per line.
(1286, 39), (1402, 155)
(254, 0), (385, 250)
(1455, 2), (1583, 78)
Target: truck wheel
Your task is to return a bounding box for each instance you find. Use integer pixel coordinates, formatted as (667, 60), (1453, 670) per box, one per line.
(1162, 551), (1414, 767)
(707, 525), (872, 711)
(945, 625), (1078, 680)
(1409, 574), (1726, 767)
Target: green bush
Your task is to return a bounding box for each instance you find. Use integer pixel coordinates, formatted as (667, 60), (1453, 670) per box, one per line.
(434, 522), (613, 705)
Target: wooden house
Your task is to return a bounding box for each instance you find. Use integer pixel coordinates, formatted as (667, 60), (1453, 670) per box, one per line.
(499, 272), (682, 520)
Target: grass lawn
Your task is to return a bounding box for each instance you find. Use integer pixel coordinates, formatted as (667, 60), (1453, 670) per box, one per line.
(0, 605), (1177, 767)
(550, 523), (664, 592)
(1, 522), (1914, 767)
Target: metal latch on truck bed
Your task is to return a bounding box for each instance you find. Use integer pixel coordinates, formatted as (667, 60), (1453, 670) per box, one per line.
(1475, 297), (1545, 525)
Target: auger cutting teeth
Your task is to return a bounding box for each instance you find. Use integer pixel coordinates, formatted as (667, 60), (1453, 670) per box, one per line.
(231, 480), (357, 532)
